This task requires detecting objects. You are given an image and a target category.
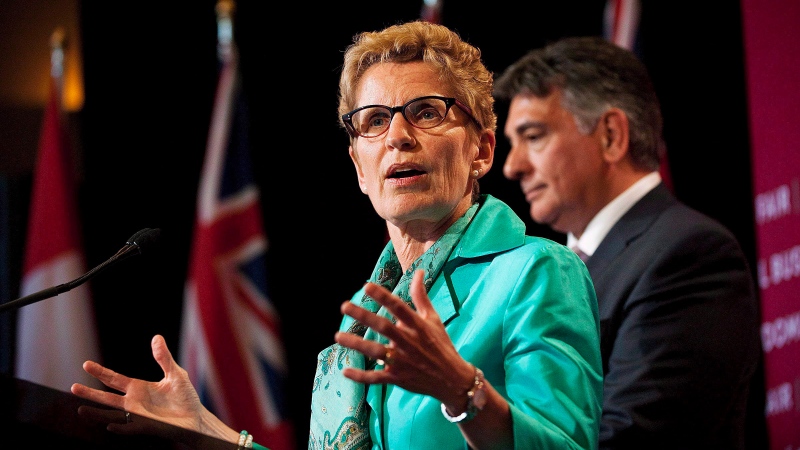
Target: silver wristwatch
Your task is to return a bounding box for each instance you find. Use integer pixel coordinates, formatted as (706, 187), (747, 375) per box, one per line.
(440, 366), (486, 423)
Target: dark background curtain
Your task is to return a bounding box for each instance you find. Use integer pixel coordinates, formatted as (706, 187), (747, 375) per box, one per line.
(1, 1), (758, 448)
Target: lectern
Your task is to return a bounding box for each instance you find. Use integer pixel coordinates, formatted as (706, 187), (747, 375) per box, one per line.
(0, 373), (237, 449)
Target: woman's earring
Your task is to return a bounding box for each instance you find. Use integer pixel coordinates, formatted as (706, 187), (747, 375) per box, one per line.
(472, 169), (480, 178)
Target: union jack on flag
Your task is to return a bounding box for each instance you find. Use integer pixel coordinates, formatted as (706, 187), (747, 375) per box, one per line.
(178, 8), (294, 448)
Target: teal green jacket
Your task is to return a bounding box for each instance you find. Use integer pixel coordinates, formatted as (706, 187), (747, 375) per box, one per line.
(337, 195), (602, 450)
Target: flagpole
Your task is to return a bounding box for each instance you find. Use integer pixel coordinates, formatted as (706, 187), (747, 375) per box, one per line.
(216, 0), (234, 63)
(50, 28), (66, 110)
(421, 0), (443, 23)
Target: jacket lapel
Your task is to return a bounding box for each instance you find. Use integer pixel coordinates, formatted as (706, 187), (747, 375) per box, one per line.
(588, 182), (676, 278)
(431, 195), (528, 324)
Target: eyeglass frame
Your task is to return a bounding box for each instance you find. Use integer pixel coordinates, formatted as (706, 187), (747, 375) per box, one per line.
(341, 95), (483, 139)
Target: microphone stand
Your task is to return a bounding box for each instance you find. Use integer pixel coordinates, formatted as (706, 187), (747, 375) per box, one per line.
(0, 228), (160, 314)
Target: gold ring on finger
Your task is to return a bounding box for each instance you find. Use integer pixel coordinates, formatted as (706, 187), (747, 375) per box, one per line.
(383, 346), (395, 366)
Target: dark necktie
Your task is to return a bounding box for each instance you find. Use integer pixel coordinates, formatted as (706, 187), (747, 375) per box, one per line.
(571, 245), (590, 263)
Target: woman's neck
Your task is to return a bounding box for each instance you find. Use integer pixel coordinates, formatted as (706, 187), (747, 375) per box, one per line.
(384, 197), (475, 271)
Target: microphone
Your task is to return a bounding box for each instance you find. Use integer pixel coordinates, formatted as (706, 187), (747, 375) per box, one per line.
(0, 228), (161, 314)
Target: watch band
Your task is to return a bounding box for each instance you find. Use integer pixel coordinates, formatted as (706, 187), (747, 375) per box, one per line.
(440, 365), (486, 423)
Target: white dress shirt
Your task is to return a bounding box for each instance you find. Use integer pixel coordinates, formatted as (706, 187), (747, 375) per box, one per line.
(567, 171), (662, 259)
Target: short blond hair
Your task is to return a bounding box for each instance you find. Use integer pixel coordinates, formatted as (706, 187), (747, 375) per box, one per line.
(337, 21), (497, 138)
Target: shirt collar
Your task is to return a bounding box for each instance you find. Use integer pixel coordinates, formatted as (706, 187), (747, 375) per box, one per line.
(567, 171), (661, 257)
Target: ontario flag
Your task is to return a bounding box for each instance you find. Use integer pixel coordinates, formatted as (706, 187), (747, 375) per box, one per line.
(177, 9), (294, 449)
(603, 0), (673, 191)
(15, 33), (102, 392)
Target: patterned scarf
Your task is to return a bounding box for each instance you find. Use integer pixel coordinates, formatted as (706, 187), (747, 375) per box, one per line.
(308, 202), (478, 450)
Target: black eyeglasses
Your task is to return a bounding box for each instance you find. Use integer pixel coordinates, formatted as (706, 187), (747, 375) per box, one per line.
(342, 95), (482, 138)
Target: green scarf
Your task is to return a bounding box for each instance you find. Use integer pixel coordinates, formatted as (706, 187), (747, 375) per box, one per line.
(308, 202), (478, 450)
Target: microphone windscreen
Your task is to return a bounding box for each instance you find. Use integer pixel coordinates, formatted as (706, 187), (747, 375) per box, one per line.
(126, 228), (149, 244)
(130, 228), (161, 253)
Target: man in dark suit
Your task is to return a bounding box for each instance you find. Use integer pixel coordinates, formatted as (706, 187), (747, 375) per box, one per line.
(493, 36), (765, 449)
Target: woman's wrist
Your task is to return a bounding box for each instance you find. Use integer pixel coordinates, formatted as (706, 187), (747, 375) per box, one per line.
(440, 364), (487, 423)
(237, 430), (254, 449)
(197, 407), (241, 442)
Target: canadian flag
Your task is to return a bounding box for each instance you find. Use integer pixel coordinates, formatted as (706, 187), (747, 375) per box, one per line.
(15, 59), (101, 392)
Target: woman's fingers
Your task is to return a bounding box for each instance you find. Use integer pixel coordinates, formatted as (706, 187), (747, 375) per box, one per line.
(151, 334), (179, 376)
(362, 270), (439, 326)
(407, 270), (438, 319)
(81, 360), (131, 393)
(341, 269), (447, 349)
(337, 271), (457, 390)
(71, 382), (125, 410)
(360, 279), (414, 319)
(334, 331), (387, 362)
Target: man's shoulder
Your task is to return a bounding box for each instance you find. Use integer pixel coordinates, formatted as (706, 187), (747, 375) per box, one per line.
(601, 189), (747, 268)
(630, 184), (737, 240)
(655, 198), (737, 239)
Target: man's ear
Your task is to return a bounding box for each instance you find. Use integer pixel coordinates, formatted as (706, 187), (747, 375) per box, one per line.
(600, 108), (630, 163)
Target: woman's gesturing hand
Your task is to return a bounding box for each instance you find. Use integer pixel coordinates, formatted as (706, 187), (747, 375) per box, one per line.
(334, 269), (475, 405)
(70, 334), (204, 431)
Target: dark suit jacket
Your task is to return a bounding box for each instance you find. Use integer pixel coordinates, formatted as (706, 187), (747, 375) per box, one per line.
(586, 183), (763, 449)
